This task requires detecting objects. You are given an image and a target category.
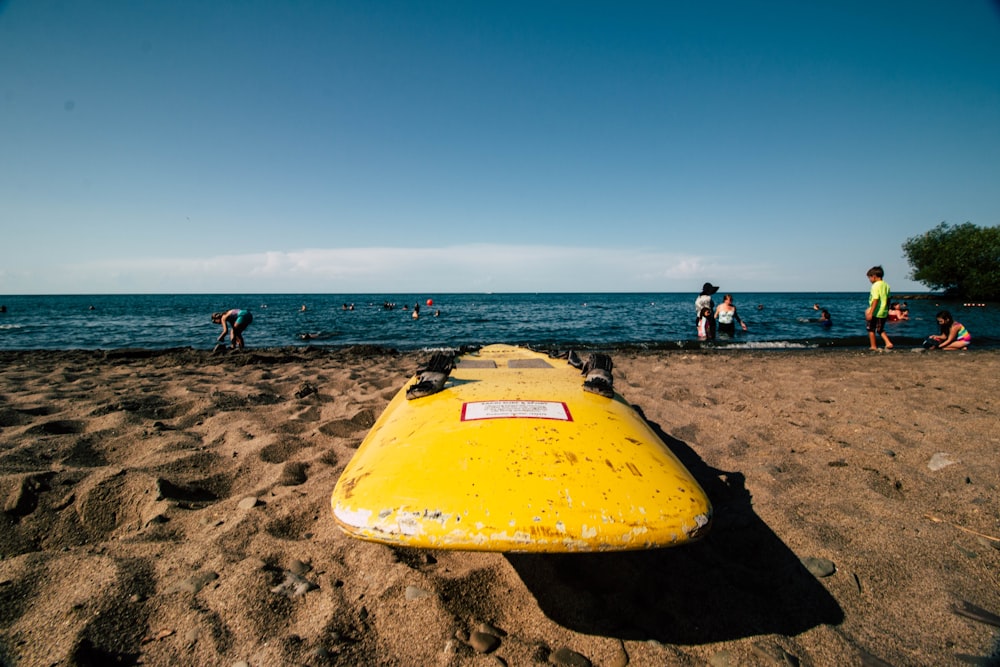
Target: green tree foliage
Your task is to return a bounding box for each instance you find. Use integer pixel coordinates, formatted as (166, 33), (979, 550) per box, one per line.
(902, 222), (1000, 300)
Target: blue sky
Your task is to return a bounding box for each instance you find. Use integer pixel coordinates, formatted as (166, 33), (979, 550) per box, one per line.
(2, 1), (998, 294)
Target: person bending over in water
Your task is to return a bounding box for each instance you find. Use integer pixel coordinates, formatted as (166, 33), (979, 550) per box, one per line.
(212, 309), (253, 350)
(924, 310), (970, 350)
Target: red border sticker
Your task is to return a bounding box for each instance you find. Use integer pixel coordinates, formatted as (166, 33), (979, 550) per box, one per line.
(461, 400), (573, 422)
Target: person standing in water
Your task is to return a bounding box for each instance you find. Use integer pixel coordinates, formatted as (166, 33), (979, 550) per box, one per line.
(695, 282), (719, 333)
(697, 306), (716, 339)
(864, 266), (893, 350)
(714, 294), (748, 336)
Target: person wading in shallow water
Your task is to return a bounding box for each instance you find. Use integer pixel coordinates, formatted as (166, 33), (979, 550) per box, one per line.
(212, 309), (253, 350)
(864, 265), (893, 351)
(695, 282), (719, 334)
(714, 294), (748, 336)
(697, 306), (716, 340)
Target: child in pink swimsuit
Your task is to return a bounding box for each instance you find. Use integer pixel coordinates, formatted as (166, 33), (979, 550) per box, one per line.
(924, 310), (970, 350)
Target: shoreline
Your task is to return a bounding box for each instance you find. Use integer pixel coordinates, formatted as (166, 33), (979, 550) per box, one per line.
(4, 292), (995, 353)
(0, 338), (992, 360)
(1, 348), (998, 664)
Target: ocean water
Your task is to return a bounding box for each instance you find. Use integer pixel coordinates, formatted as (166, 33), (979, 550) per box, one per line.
(0, 293), (996, 351)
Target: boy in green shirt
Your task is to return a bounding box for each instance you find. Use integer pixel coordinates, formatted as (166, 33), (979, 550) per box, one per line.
(865, 265), (893, 350)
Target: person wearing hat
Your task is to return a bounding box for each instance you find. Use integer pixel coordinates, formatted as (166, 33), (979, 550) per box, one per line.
(695, 282), (719, 337)
(695, 282), (719, 319)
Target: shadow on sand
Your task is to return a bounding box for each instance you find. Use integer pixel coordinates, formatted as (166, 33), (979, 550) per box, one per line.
(506, 408), (844, 645)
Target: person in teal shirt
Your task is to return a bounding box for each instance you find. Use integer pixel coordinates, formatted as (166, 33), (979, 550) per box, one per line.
(865, 266), (893, 350)
(212, 308), (253, 350)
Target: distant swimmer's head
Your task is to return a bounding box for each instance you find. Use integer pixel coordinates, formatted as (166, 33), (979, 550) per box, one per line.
(701, 282), (719, 295)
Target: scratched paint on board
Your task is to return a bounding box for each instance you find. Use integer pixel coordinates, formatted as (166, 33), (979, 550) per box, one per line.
(332, 345), (712, 552)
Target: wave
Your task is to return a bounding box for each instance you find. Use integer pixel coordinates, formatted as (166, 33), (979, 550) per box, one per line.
(720, 341), (818, 350)
(296, 331), (341, 341)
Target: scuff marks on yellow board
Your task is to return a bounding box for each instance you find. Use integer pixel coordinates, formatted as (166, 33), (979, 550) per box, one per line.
(331, 345), (712, 553)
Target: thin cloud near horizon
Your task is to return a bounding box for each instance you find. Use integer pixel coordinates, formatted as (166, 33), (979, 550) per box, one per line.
(0, 244), (785, 295)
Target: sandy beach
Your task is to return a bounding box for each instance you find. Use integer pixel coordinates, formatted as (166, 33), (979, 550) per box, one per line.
(0, 346), (997, 666)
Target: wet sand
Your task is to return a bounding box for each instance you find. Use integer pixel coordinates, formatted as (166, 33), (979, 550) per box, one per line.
(0, 347), (997, 666)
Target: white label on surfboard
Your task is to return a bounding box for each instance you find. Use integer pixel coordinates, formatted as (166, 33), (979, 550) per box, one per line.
(461, 400), (572, 421)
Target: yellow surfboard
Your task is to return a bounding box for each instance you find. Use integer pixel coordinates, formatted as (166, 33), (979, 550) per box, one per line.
(331, 344), (711, 552)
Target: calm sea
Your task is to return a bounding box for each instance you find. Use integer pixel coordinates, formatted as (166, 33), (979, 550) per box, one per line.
(0, 293), (996, 351)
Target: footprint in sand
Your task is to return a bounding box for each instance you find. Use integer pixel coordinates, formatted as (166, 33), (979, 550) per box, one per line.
(25, 419), (85, 436)
(294, 405), (322, 422)
(265, 510), (317, 540)
(278, 461), (308, 486)
(259, 437), (307, 464)
(317, 409), (377, 438)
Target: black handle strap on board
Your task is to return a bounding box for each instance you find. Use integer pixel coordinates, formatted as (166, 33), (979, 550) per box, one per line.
(546, 349), (585, 369)
(406, 352), (456, 400)
(581, 353), (614, 398)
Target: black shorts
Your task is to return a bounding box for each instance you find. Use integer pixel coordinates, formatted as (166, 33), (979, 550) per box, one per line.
(866, 317), (886, 334)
